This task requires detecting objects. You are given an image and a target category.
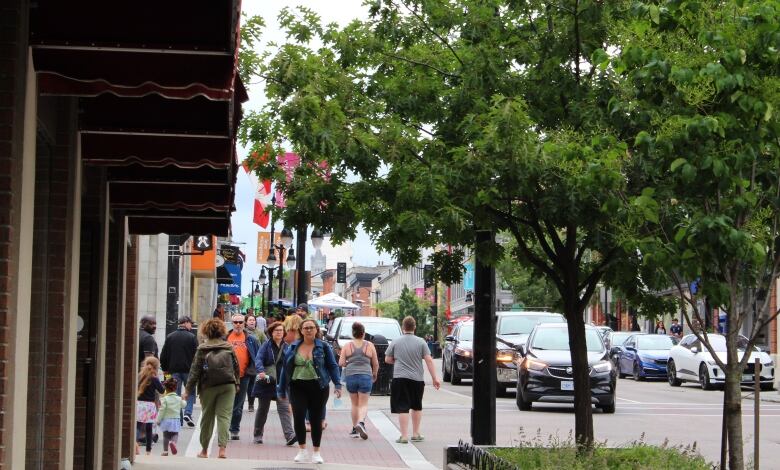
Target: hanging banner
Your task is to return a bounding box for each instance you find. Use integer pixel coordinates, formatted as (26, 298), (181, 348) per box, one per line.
(463, 262), (475, 291)
(217, 262), (242, 295)
(256, 231), (286, 264)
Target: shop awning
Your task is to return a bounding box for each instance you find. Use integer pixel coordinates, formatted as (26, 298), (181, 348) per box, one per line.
(30, 0), (245, 237)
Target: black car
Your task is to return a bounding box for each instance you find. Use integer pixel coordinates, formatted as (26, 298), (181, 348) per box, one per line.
(516, 323), (616, 413)
(495, 311), (566, 395)
(442, 321), (474, 385)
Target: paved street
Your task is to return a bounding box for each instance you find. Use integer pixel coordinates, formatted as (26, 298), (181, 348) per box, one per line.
(137, 358), (780, 469)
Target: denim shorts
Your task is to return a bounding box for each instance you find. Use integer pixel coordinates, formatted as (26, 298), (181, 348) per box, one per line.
(345, 374), (373, 394)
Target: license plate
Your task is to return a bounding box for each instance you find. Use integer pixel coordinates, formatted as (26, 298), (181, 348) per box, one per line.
(561, 381), (574, 391)
(743, 375), (753, 382)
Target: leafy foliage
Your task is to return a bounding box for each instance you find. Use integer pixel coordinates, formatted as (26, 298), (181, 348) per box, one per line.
(376, 286), (433, 338)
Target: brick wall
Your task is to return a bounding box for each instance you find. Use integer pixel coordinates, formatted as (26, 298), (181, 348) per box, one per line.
(122, 236), (138, 461)
(101, 221), (124, 469)
(0, 1), (29, 468)
(25, 99), (75, 469)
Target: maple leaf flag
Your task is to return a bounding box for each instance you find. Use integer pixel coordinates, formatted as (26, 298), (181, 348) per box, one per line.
(242, 161), (273, 228)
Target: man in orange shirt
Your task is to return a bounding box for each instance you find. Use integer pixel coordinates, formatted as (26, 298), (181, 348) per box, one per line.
(228, 313), (261, 440)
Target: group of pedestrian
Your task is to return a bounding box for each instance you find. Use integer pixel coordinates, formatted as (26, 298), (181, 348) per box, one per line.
(135, 306), (440, 464)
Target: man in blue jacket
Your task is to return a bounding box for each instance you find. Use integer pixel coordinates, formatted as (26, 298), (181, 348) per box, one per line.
(227, 313), (262, 440)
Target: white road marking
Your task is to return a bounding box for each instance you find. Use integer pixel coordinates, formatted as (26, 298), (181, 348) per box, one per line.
(616, 412), (780, 418)
(616, 397), (642, 403)
(185, 415), (216, 458)
(368, 410), (438, 470)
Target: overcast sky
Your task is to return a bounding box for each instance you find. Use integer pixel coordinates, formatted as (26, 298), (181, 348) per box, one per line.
(232, 1), (392, 294)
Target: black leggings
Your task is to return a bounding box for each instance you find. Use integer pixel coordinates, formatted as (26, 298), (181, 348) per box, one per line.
(289, 380), (329, 447)
(136, 422), (153, 452)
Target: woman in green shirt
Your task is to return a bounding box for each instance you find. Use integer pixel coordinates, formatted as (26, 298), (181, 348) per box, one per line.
(277, 319), (342, 464)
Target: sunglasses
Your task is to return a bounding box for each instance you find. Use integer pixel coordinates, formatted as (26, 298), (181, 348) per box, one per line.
(233, 321), (244, 324)
(302, 326), (317, 331)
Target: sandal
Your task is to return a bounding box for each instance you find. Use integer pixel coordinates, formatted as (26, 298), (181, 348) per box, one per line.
(411, 435), (425, 442)
(395, 437), (408, 444)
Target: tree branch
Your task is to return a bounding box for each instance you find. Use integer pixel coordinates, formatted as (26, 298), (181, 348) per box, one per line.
(392, 0), (465, 67)
(380, 51), (460, 80)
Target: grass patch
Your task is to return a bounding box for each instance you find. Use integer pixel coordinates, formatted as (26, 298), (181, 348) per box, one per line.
(486, 430), (712, 470)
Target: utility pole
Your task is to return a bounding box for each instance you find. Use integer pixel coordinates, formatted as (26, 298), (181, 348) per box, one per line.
(471, 229), (496, 445)
(266, 198), (276, 318)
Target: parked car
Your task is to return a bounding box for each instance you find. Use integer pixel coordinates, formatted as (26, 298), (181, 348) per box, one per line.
(595, 325), (613, 342)
(442, 321), (474, 385)
(607, 331), (644, 370)
(495, 311), (566, 395)
(667, 334), (775, 390)
(617, 334), (678, 380)
(325, 316), (402, 360)
(515, 323), (616, 413)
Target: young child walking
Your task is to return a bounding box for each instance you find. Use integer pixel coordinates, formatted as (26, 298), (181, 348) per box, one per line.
(136, 357), (164, 455)
(157, 376), (187, 456)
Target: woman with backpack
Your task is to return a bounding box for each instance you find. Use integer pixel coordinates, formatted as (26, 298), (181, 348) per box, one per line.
(252, 321), (296, 445)
(183, 318), (239, 459)
(277, 318), (342, 464)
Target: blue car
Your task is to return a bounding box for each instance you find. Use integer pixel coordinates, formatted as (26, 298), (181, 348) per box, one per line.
(617, 334), (678, 380)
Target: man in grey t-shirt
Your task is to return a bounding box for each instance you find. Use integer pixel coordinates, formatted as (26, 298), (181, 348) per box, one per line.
(385, 316), (440, 443)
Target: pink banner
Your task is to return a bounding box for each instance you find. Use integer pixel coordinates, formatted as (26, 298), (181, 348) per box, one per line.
(415, 287), (425, 299)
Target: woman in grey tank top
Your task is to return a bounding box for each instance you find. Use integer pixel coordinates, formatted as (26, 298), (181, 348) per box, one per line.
(337, 322), (379, 439)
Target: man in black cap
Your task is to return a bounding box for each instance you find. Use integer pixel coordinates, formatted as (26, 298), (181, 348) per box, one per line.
(160, 315), (199, 426)
(296, 303), (309, 319)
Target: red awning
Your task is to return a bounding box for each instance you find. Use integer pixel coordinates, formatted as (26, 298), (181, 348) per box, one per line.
(31, 0), (245, 237)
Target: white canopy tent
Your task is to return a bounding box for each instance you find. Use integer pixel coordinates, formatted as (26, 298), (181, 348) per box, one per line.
(308, 292), (360, 310)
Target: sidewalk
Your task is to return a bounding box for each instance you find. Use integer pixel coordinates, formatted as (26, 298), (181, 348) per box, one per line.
(133, 393), (439, 469)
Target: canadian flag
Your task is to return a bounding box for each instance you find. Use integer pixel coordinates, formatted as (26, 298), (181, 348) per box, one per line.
(242, 161), (273, 228)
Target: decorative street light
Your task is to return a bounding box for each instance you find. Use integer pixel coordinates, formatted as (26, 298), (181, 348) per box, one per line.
(267, 227), (297, 302)
(249, 268), (268, 314)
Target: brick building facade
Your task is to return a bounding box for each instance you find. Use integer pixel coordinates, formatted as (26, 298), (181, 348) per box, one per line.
(0, 2), (245, 468)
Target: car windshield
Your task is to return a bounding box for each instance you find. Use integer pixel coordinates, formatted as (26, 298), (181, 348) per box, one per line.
(610, 332), (634, 347)
(459, 324), (474, 341)
(498, 315), (565, 335)
(339, 321), (401, 341)
(637, 335), (675, 350)
(707, 335), (754, 352)
(531, 328), (604, 352)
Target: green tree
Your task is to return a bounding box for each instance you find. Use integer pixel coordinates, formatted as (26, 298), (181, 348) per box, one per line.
(496, 237), (562, 310)
(377, 286), (433, 338)
(241, 1), (638, 448)
(612, 2), (780, 468)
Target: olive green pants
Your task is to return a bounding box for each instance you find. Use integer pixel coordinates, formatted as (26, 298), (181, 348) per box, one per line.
(199, 383), (236, 450)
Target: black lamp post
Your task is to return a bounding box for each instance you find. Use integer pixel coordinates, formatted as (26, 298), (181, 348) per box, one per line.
(267, 227), (296, 303)
(250, 268), (268, 314)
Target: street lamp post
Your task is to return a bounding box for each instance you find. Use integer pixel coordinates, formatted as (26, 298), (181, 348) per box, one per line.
(250, 268), (268, 314)
(267, 227), (296, 305)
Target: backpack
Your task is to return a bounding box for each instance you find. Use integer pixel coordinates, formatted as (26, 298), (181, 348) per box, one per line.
(201, 348), (237, 387)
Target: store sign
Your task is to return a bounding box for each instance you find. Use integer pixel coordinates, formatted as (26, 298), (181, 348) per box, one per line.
(194, 235), (213, 251)
(221, 245), (240, 264)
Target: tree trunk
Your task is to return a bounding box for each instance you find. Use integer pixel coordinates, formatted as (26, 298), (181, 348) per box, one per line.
(725, 351), (745, 469)
(565, 295), (594, 450)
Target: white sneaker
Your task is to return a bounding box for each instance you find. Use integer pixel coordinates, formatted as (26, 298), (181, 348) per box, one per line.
(294, 449), (308, 463)
(311, 452), (324, 464)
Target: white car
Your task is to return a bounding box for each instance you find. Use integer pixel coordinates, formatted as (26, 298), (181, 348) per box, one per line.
(667, 334), (775, 390)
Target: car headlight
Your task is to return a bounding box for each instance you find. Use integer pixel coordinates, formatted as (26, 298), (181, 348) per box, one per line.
(591, 361), (612, 373)
(454, 347), (472, 358)
(764, 360), (774, 367)
(706, 359), (717, 366)
(523, 358), (548, 371)
(496, 349), (514, 363)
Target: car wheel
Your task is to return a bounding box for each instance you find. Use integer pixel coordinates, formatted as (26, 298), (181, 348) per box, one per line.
(451, 364), (462, 385)
(616, 359), (626, 379)
(667, 360), (682, 386)
(442, 356), (451, 382)
(516, 387), (532, 411)
(761, 382), (775, 392)
(633, 362), (645, 381)
(699, 363), (713, 390)
(496, 383), (507, 397)
(599, 400), (616, 414)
